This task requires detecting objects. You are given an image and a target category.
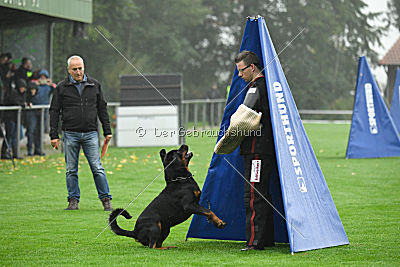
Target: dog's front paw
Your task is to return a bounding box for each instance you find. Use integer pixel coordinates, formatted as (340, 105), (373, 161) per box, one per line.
(214, 220), (227, 229)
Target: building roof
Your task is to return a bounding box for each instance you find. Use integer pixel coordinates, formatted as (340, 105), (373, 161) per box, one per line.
(0, 0), (92, 25)
(379, 36), (400, 65)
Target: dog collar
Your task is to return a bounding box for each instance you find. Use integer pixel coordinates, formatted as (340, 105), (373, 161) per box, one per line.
(167, 175), (193, 183)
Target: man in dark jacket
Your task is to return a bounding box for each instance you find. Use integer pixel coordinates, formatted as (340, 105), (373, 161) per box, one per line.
(14, 57), (33, 84)
(1, 79), (27, 159)
(0, 53), (15, 103)
(49, 55), (113, 211)
(235, 50), (275, 251)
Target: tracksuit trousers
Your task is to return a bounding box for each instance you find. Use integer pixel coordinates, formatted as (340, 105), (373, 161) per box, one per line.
(243, 153), (275, 248)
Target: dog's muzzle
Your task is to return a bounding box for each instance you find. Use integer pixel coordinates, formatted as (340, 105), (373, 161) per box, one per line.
(185, 152), (193, 159)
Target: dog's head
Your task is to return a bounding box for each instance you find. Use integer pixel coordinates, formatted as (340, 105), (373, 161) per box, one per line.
(159, 144), (193, 175)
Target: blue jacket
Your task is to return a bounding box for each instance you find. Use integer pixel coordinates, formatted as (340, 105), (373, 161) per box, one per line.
(34, 84), (53, 105)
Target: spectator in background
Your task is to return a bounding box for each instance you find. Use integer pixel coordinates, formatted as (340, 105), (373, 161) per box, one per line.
(206, 83), (222, 127)
(0, 78), (3, 107)
(14, 57), (33, 84)
(0, 53), (8, 103)
(26, 82), (44, 156)
(1, 79), (28, 159)
(0, 53), (14, 103)
(226, 85), (231, 99)
(35, 69), (55, 132)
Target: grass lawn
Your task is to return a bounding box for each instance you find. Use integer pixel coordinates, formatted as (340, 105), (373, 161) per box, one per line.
(0, 123), (399, 266)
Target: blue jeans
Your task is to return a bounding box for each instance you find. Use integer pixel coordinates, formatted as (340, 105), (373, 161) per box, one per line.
(63, 131), (111, 202)
(27, 111), (41, 155)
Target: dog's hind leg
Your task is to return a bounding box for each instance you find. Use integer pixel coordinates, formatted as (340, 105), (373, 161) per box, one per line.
(147, 222), (163, 249)
(155, 224), (176, 249)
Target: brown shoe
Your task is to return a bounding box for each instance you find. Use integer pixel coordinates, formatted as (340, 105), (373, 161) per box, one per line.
(65, 198), (79, 210)
(101, 197), (113, 211)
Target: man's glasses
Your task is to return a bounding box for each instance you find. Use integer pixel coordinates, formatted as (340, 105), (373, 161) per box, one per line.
(238, 64), (252, 73)
(71, 67), (83, 72)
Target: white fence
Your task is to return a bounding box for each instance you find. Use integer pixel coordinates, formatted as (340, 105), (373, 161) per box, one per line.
(0, 101), (352, 157)
(0, 105), (47, 158)
(181, 99), (352, 127)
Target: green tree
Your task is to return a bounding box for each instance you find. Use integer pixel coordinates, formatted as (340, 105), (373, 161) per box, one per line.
(224, 0), (386, 109)
(389, 0), (400, 30)
(53, 0), (208, 101)
(52, 0), (387, 109)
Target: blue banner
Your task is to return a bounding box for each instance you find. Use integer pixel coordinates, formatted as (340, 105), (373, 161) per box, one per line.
(346, 57), (400, 158)
(186, 19), (259, 242)
(187, 17), (349, 253)
(258, 17), (348, 252)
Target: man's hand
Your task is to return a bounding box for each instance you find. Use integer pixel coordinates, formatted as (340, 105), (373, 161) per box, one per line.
(51, 139), (60, 150)
(105, 135), (112, 142)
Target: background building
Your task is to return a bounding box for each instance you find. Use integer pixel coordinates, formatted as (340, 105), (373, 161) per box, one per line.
(379, 36), (400, 104)
(0, 0), (92, 77)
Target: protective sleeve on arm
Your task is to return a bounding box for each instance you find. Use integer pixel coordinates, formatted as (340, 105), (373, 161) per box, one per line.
(242, 86), (259, 109)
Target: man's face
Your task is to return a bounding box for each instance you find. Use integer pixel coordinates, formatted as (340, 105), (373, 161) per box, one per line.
(24, 60), (32, 70)
(236, 60), (253, 82)
(68, 58), (85, 82)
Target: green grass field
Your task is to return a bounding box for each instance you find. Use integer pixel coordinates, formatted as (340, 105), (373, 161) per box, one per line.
(0, 123), (399, 266)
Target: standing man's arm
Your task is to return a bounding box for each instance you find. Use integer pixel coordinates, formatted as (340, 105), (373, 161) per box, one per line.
(96, 83), (112, 141)
(49, 85), (61, 149)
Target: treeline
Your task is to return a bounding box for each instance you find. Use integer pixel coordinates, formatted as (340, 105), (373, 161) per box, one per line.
(52, 0), (391, 109)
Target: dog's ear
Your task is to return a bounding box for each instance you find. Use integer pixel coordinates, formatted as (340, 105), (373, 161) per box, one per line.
(159, 149), (166, 162)
(179, 144), (189, 153)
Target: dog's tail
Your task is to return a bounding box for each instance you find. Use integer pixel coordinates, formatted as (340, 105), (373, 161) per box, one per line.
(109, 208), (136, 238)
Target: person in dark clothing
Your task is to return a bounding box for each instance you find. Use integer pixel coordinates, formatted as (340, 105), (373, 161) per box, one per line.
(49, 55), (113, 211)
(14, 57), (33, 84)
(207, 84), (221, 99)
(234, 50), (275, 251)
(0, 53), (14, 103)
(26, 82), (44, 156)
(0, 53), (8, 103)
(206, 84), (222, 127)
(1, 79), (28, 159)
(0, 71), (3, 106)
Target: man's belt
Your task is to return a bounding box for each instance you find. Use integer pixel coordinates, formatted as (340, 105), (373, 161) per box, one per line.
(214, 104), (261, 154)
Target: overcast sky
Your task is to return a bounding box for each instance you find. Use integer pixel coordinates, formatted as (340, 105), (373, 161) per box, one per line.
(364, 0), (399, 88)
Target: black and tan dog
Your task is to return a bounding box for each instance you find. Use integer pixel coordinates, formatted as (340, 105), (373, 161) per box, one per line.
(109, 144), (226, 249)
